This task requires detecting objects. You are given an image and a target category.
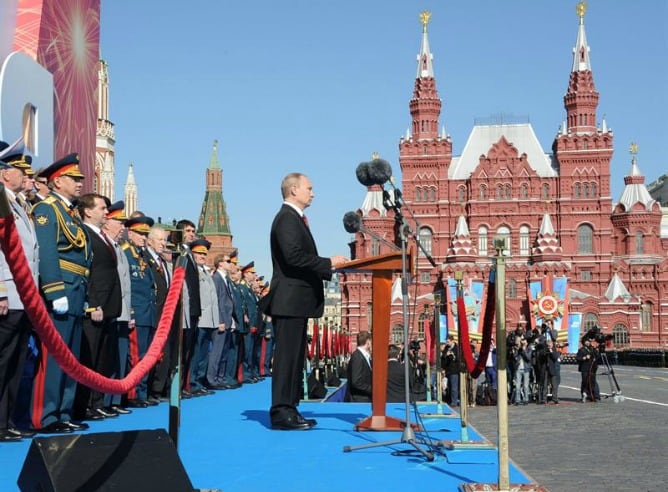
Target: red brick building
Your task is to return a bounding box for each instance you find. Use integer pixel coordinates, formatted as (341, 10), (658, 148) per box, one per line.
(341, 8), (668, 350)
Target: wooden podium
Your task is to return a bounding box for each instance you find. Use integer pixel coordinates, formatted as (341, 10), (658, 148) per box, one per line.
(337, 251), (412, 431)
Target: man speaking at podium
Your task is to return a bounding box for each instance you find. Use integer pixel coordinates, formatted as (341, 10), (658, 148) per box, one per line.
(261, 172), (347, 430)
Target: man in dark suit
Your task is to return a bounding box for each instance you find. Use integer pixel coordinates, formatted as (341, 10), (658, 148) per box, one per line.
(345, 330), (373, 402)
(386, 344), (405, 403)
(74, 194), (122, 421)
(208, 253), (238, 389)
(261, 172), (347, 430)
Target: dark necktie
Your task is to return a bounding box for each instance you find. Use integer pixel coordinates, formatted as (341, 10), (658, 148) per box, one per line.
(302, 214), (309, 228)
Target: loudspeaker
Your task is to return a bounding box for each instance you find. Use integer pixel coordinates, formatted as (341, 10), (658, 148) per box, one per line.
(18, 429), (194, 492)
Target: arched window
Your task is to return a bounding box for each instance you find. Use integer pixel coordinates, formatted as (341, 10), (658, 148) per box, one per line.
(641, 302), (652, 332)
(457, 186), (466, 202)
(635, 231), (644, 254)
(574, 182), (581, 198)
(497, 226), (511, 253)
(391, 324), (403, 344)
(505, 184), (512, 199)
(418, 227), (432, 257)
(415, 188), (422, 202)
(583, 313), (599, 333)
(429, 187), (436, 202)
(521, 183), (528, 199)
(541, 183), (550, 199)
(478, 226), (488, 257)
(612, 324), (629, 347)
(496, 184), (503, 199)
(519, 225), (530, 256)
(508, 279), (517, 298)
(583, 183), (589, 198)
(590, 182), (597, 197)
(371, 238), (380, 256)
(480, 185), (487, 200)
(366, 302), (373, 331)
(577, 224), (593, 254)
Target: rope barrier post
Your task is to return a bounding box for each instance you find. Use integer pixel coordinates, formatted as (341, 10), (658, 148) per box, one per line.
(493, 237), (510, 491)
(169, 254), (188, 450)
(433, 293), (442, 409)
(455, 271), (470, 441)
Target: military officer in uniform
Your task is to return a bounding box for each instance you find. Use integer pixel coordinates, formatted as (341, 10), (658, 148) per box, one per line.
(30, 154), (92, 434)
(239, 261), (260, 383)
(0, 144), (39, 441)
(122, 216), (157, 407)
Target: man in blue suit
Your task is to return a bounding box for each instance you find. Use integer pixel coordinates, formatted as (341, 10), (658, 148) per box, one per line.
(30, 154), (92, 434)
(208, 252), (239, 389)
(261, 172), (347, 430)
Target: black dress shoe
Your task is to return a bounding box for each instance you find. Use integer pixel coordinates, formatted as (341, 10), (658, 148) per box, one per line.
(126, 399), (149, 408)
(0, 429), (23, 441)
(95, 407), (119, 418)
(39, 422), (74, 434)
(295, 413), (318, 427)
(64, 421), (90, 431)
(109, 405), (132, 415)
(180, 391), (192, 399)
(223, 382), (241, 389)
(84, 409), (104, 421)
(146, 396), (161, 406)
(271, 416), (313, 431)
(8, 427), (37, 438)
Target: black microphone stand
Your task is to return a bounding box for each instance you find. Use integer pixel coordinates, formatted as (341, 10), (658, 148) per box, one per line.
(343, 191), (434, 462)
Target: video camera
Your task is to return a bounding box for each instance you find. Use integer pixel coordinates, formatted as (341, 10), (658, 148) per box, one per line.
(583, 325), (613, 347)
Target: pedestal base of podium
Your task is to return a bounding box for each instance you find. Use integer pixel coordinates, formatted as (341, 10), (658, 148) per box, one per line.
(354, 415), (421, 432)
(460, 483), (548, 491)
(440, 439), (496, 450)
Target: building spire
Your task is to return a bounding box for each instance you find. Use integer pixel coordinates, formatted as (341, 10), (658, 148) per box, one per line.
(124, 162), (137, 215)
(416, 10), (434, 78)
(409, 10), (441, 141)
(618, 142), (656, 211)
(209, 139), (221, 169)
(198, 139), (231, 236)
(572, 2), (592, 72)
(563, 1), (599, 135)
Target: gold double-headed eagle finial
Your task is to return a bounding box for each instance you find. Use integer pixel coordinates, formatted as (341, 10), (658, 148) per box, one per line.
(629, 141), (639, 156)
(371, 151), (380, 160)
(420, 10), (431, 33)
(576, 2), (587, 18)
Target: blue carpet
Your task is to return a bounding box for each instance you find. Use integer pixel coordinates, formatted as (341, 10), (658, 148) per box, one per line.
(0, 379), (531, 491)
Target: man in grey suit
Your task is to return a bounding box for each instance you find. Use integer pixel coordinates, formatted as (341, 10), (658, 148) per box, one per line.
(207, 252), (239, 389)
(0, 150), (39, 441)
(261, 172), (347, 430)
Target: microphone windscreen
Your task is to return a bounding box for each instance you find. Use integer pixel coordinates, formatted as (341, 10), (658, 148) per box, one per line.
(355, 162), (375, 187)
(368, 158), (393, 185)
(342, 211), (362, 233)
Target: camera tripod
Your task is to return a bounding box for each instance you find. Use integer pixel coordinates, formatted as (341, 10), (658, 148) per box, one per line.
(599, 351), (624, 402)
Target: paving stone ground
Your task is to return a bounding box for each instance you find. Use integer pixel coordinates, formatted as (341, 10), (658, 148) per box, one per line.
(463, 364), (667, 492)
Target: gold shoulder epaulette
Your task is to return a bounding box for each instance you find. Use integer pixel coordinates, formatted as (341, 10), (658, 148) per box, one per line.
(120, 242), (131, 251)
(42, 196), (57, 204)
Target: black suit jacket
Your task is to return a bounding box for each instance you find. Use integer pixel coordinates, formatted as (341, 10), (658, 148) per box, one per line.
(145, 250), (169, 318)
(386, 359), (406, 403)
(262, 204), (332, 318)
(85, 228), (122, 319)
(345, 348), (372, 402)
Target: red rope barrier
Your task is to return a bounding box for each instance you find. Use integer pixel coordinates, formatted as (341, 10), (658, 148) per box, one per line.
(0, 213), (185, 394)
(458, 274), (496, 379)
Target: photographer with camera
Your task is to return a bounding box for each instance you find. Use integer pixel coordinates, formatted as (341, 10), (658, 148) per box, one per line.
(576, 335), (600, 403)
(440, 335), (459, 407)
(509, 334), (532, 405)
(545, 339), (562, 404)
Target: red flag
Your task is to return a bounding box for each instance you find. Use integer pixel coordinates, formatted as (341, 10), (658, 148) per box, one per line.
(322, 324), (330, 358)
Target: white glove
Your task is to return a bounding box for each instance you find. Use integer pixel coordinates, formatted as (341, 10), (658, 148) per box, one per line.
(52, 296), (69, 314)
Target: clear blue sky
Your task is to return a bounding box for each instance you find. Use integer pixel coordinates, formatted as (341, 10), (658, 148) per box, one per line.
(100, 1), (667, 278)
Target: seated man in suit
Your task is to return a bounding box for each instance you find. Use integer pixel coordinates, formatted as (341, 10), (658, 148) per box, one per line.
(345, 331), (372, 402)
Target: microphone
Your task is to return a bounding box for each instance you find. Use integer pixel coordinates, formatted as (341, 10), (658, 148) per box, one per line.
(342, 211), (399, 251)
(355, 162), (375, 187)
(343, 211), (362, 233)
(368, 158), (393, 186)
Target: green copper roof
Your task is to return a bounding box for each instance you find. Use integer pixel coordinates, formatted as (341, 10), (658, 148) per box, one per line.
(209, 139), (221, 169)
(198, 189), (231, 235)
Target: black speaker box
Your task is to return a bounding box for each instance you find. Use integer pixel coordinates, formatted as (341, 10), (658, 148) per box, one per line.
(18, 429), (194, 492)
